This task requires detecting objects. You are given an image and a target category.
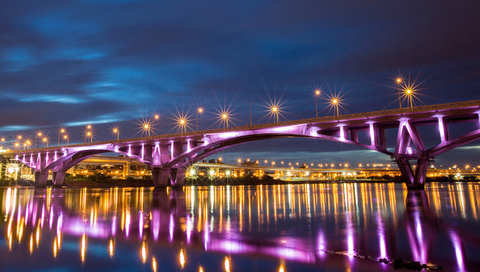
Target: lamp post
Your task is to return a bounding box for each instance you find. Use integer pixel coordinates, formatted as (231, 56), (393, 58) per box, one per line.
(315, 89), (321, 117)
(395, 78), (403, 108)
(196, 107), (203, 131)
(249, 102), (253, 126)
(113, 128), (119, 141)
(42, 137), (48, 147)
(58, 128), (66, 146)
(63, 134), (69, 145)
(36, 132), (43, 148)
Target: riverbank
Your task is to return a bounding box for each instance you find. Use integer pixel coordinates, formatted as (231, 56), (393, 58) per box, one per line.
(0, 175), (465, 187)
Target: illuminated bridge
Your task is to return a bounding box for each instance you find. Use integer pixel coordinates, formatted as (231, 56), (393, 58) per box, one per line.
(3, 100), (480, 189)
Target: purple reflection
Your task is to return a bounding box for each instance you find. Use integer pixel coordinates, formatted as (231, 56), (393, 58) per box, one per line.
(152, 211), (160, 241)
(449, 231), (465, 271)
(64, 218), (109, 238)
(376, 214), (387, 259)
(316, 231), (326, 258)
(169, 213), (174, 242)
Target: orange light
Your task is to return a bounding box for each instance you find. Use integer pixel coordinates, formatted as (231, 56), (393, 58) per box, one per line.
(315, 89), (321, 95)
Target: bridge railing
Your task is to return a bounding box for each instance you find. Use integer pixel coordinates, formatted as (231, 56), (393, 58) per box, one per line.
(5, 99), (480, 155)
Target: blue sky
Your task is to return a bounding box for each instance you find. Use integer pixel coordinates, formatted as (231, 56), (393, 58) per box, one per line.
(1, 0), (480, 166)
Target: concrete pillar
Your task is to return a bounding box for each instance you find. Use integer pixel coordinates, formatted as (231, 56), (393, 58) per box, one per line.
(34, 171), (49, 186)
(171, 168), (185, 187)
(151, 167), (171, 187)
(123, 161), (130, 178)
(52, 171), (66, 186)
(395, 157), (428, 190)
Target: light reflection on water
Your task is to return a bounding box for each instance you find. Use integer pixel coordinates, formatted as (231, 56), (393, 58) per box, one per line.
(1, 182), (480, 271)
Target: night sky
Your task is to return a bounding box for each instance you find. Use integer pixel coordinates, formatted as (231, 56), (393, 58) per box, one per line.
(1, 1), (480, 166)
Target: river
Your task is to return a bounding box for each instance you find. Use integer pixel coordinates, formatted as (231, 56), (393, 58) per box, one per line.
(1, 182), (479, 271)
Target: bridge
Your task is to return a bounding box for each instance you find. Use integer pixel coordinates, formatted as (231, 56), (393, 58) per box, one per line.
(3, 100), (480, 189)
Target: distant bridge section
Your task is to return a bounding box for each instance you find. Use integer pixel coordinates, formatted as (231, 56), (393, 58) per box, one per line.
(4, 100), (480, 189)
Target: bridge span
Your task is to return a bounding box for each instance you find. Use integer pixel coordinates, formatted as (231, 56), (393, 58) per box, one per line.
(3, 100), (480, 189)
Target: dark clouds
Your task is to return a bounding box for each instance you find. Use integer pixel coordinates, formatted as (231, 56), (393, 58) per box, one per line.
(1, 0), (480, 164)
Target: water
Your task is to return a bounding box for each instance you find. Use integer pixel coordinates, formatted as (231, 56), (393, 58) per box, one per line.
(1, 182), (479, 271)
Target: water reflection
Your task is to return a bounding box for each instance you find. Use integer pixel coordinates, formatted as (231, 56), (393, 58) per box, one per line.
(1, 183), (480, 271)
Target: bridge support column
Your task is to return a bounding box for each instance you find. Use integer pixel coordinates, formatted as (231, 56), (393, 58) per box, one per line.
(151, 167), (171, 187)
(52, 171), (66, 186)
(170, 168), (185, 187)
(395, 157), (429, 190)
(34, 171), (49, 186)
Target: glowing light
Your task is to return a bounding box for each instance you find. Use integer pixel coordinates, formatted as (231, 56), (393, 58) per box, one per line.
(171, 112), (191, 134)
(224, 256), (231, 272)
(1, 138), (4, 142)
(154, 114), (160, 120)
(109, 239), (114, 257)
(141, 241), (147, 263)
(152, 257), (158, 272)
(138, 117), (154, 137)
(80, 233), (87, 263)
(278, 264), (286, 272)
(197, 108), (204, 113)
(396, 77), (402, 83)
(179, 249), (186, 268)
(325, 92), (346, 116)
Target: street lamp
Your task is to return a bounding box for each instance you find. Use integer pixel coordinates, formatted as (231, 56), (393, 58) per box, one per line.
(331, 98), (339, 116)
(113, 128), (119, 140)
(42, 137), (48, 147)
(58, 128), (66, 146)
(315, 89), (321, 117)
(85, 131), (93, 143)
(395, 77), (403, 108)
(196, 107), (204, 131)
(63, 134), (69, 145)
(35, 132), (43, 148)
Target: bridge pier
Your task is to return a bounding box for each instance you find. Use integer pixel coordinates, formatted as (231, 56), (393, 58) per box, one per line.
(52, 171), (66, 186)
(151, 167), (171, 187)
(171, 168), (185, 187)
(395, 157), (430, 190)
(34, 171), (49, 186)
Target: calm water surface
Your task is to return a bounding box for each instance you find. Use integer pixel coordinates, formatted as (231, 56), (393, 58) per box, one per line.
(1, 182), (479, 271)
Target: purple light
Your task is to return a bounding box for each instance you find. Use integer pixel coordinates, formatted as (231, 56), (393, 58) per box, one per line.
(316, 231), (326, 258)
(376, 214), (387, 259)
(449, 231), (465, 271)
(368, 122), (376, 146)
(169, 213), (174, 242)
(139, 211), (143, 238)
(339, 125), (346, 142)
(436, 116), (447, 143)
(152, 210), (160, 241)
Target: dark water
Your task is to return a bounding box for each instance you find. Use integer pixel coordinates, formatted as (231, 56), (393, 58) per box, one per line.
(1, 183), (479, 272)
